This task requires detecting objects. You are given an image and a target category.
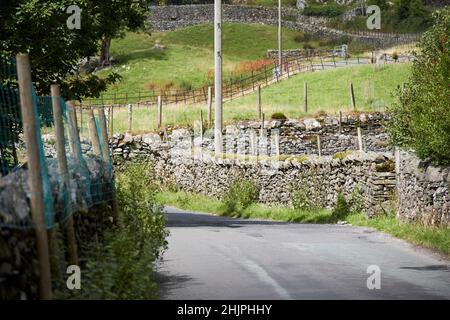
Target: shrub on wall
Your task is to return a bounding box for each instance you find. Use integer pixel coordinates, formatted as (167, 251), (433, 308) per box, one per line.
(223, 179), (259, 214)
(386, 7), (450, 164)
(67, 164), (169, 299)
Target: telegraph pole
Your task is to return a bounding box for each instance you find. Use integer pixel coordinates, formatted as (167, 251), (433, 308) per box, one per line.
(214, 0), (223, 154)
(278, 0), (282, 76)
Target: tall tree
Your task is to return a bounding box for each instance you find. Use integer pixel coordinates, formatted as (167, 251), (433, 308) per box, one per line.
(92, 0), (151, 67)
(0, 0), (120, 99)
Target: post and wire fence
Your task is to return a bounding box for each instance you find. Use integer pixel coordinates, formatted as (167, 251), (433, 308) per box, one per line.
(77, 48), (414, 135)
(0, 54), (119, 299)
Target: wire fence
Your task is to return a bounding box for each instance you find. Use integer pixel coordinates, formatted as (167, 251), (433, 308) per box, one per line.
(0, 55), (117, 231)
(77, 49), (414, 135)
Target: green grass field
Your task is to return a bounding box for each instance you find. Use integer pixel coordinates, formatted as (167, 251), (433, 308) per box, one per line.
(225, 63), (411, 116)
(98, 23), (370, 95)
(89, 63), (411, 134)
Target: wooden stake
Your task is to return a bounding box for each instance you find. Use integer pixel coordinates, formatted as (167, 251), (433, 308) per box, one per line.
(98, 107), (120, 222)
(317, 135), (322, 157)
(157, 95), (162, 128)
(339, 111), (343, 134)
(207, 86), (212, 128)
(67, 101), (82, 163)
(200, 110), (204, 141)
(304, 82), (308, 113)
(97, 107), (111, 162)
(16, 53), (52, 300)
(50, 84), (78, 266)
(257, 85), (262, 119)
(357, 127), (363, 152)
(87, 107), (102, 156)
(350, 82), (356, 111)
(127, 103), (132, 133)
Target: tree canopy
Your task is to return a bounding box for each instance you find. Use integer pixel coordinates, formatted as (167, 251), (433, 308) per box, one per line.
(386, 7), (450, 164)
(0, 0), (151, 99)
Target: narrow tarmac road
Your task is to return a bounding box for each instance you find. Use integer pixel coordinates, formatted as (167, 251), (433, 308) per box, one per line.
(156, 207), (450, 300)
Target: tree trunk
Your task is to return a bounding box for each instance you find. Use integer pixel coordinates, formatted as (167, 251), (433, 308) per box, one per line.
(100, 37), (112, 67)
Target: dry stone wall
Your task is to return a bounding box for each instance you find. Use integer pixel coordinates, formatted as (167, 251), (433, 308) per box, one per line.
(148, 5), (419, 47)
(109, 112), (449, 226)
(396, 150), (450, 226)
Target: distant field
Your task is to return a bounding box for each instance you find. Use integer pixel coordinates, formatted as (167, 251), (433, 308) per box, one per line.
(98, 23), (365, 96)
(86, 63), (411, 135)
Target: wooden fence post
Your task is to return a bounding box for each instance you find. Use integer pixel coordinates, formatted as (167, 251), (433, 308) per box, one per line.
(157, 95), (162, 128)
(339, 111), (343, 134)
(207, 86), (213, 128)
(16, 53), (52, 300)
(79, 103), (83, 136)
(350, 82), (356, 111)
(98, 107), (120, 222)
(87, 107), (102, 156)
(127, 103), (132, 133)
(304, 82), (308, 113)
(200, 110), (204, 142)
(317, 135), (322, 157)
(257, 85), (262, 119)
(51, 84), (78, 267)
(357, 127), (364, 152)
(110, 98), (115, 137)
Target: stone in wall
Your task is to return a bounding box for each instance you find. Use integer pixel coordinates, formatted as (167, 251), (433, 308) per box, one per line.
(396, 150), (450, 226)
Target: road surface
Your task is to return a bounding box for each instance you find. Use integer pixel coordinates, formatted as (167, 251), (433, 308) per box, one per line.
(156, 206), (450, 300)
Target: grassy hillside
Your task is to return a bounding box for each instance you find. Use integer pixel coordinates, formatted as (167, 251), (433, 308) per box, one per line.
(99, 23), (357, 95)
(224, 63), (412, 117)
(98, 63), (411, 134)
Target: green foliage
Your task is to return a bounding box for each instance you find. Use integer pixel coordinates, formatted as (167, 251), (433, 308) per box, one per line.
(223, 179), (259, 214)
(386, 8), (450, 164)
(303, 3), (347, 18)
(349, 185), (364, 216)
(0, 0), (115, 98)
(391, 0), (432, 32)
(157, 190), (336, 224)
(270, 112), (288, 120)
(348, 213), (450, 256)
(332, 192), (350, 221)
(72, 164), (168, 299)
(291, 185), (316, 212)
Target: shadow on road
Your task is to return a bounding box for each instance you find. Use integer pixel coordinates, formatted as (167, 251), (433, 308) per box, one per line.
(164, 206), (292, 228)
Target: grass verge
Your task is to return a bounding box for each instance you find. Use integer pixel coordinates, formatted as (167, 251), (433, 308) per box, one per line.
(156, 190), (335, 223)
(348, 214), (450, 256)
(157, 190), (449, 256)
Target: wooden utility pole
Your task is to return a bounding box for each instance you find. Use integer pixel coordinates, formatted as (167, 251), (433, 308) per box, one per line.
(51, 84), (78, 266)
(16, 53), (52, 300)
(278, 0), (282, 76)
(214, 0), (223, 154)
